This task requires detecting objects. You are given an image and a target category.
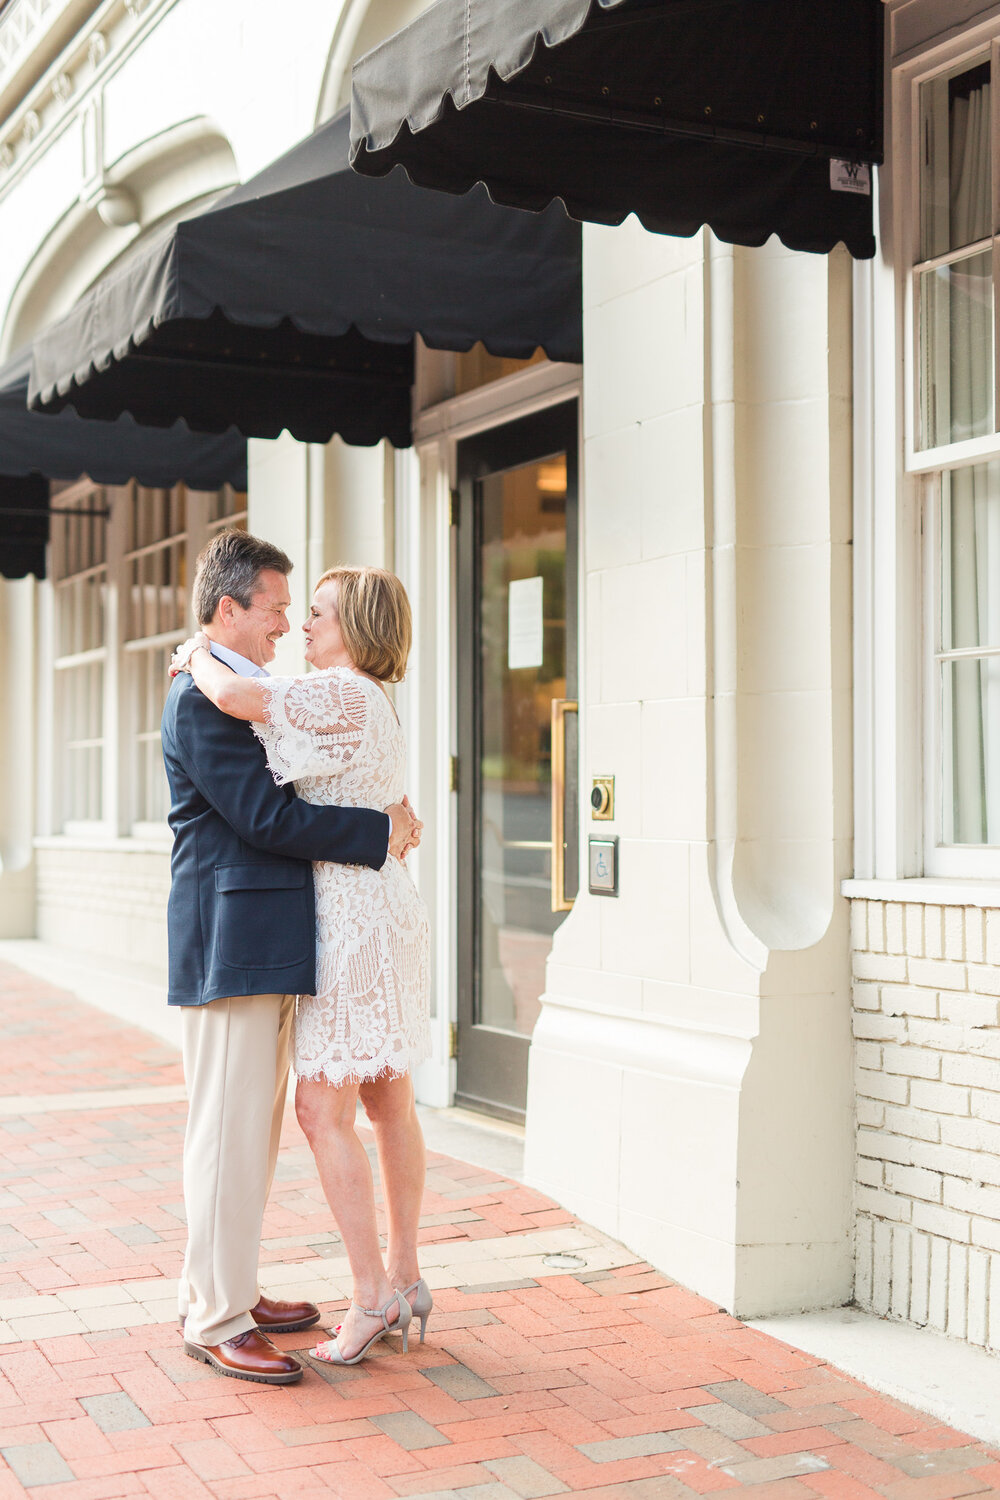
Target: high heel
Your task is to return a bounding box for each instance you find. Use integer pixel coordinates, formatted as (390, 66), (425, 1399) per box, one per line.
(310, 1289), (412, 1365)
(400, 1278), (433, 1344)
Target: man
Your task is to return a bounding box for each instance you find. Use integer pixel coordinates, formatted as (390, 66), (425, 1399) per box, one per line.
(160, 530), (418, 1385)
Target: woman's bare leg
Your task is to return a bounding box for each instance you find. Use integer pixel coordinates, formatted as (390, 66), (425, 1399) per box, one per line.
(358, 1071), (426, 1293)
(295, 1076), (397, 1358)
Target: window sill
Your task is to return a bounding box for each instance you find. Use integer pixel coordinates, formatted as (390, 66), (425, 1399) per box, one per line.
(842, 877), (1000, 909)
(34, 833), (173, 855)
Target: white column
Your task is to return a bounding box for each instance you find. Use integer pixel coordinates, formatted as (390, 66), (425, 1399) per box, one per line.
(247, 435), (311, 674)
(525, 222), (854, 1318)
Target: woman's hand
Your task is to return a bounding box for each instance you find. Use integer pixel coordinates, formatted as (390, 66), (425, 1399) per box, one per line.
(397, 796), (423, 861)
(169, 632), (211, 677)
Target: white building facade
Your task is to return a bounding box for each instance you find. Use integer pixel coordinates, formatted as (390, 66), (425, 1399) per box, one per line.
(1, 0), (1000, 1354)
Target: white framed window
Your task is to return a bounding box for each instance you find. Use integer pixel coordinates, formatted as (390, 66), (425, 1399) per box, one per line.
(47, 480), (246, 840)
(901, 40), (1000, 876)
(50, 482), (109, 833)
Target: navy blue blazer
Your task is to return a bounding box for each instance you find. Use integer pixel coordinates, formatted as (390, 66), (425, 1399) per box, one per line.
(160, 673), (390, 1006)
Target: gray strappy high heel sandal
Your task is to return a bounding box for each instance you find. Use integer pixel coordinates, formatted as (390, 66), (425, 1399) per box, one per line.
(310, 1289), (412, 1365)
(399, 1278), (433, 1343)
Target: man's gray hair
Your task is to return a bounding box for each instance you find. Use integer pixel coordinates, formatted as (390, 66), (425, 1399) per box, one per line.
(192, 529), (292, 626)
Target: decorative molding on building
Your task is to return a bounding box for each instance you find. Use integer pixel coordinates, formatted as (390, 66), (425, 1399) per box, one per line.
(0, 0), (170, 193)
(80, 91), (101, 186)
(0, 0), (60, 81)
(0, 0), (101, 111)
(88, 179), (135, 224)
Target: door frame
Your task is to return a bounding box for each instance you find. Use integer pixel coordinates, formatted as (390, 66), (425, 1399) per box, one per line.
(404, 360), (582, 1115)
(454, 401), (580, 1121)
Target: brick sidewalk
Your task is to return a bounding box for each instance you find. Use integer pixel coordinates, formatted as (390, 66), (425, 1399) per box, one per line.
(0, 959), (997, 1499)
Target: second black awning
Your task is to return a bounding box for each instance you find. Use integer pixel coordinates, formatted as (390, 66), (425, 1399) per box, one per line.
(0, 348), (246, 579)
(28, 109), (582, 440)
(350, 0), (884, 260)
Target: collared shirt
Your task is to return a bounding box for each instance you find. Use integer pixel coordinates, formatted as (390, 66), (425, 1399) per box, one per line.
(209, 641), (269, 678)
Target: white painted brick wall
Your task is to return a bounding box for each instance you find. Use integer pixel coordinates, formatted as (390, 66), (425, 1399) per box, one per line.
(36, 847), (169, 973)
(851, 898), (1000, 1350)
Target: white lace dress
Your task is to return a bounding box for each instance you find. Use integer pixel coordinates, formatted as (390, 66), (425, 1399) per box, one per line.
(252, 666), (430, 1086)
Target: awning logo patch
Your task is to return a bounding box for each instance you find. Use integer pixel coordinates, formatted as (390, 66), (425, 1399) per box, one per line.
(830, 159), (871, 196)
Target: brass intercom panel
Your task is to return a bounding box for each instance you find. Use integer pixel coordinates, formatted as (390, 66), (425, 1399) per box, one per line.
(590, 775), (614, 820)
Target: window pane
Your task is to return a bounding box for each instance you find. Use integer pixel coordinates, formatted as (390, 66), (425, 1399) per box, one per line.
(126, 495), (188, 641)
(919, 250), (994, 448)
(57, 660), (104, 823)
(476, 456), (569, 1039)
(56, 573), (106, 657)
(943, 656), (1000, 844)
(920, 60), (991, 262)
(51, 493), (107, 581)
(132, 647), (171, 825)
(941, 461), (1000, 650)
(206, 487), (248, 527)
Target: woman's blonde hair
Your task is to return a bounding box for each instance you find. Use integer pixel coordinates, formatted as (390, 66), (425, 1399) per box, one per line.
(315, 565), (412, 684)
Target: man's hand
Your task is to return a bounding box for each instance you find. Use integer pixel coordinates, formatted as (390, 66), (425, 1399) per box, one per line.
(386, 801), (417, 860)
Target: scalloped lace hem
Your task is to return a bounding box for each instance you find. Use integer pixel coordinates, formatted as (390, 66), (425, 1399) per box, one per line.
(293, 1043), (431, 1089)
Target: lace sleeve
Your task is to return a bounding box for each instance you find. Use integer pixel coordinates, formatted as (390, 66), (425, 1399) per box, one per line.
(251, 669), (369, 786)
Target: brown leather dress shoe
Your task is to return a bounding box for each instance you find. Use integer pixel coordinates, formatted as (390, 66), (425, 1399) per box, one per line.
(184, 1328), (303, 1384)
(179, 1295), (321, 1335)
(251, 1295), (321, 1333)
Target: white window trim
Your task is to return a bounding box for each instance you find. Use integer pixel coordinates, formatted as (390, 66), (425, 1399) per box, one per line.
(914, 39), (1000, 877)
(857, 9), (1000, 894)
(900, 41), (1000, 476)
(844, 874), (1000, 907)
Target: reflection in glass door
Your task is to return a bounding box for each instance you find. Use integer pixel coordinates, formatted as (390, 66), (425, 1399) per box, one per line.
(456, 403), (578, 1120)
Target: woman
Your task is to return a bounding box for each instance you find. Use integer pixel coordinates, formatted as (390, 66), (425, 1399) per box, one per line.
(172, 565), (432, 1366)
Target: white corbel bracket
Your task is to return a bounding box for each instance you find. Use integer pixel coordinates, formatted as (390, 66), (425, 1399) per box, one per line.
(82, 179), (138, 226)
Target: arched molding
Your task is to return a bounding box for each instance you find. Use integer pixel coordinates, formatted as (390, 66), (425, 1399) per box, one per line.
(316, 0), (435, 123)
(2, 115), (237, 356)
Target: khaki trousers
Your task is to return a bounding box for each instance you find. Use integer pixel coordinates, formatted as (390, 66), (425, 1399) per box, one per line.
(178, 992), (295, 1347)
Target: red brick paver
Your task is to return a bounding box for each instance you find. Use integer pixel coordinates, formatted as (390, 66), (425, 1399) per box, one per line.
(0, 957), (997, 1499)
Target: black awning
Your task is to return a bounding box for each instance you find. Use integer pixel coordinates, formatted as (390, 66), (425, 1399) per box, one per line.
(0, 472), (48, 581)
(0, 348), (247, 579)
(350, 0), (884, 260)
(28, 108), (582, 441)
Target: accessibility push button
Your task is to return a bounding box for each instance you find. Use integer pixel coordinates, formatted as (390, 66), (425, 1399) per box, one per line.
(588, 836), (619, 897)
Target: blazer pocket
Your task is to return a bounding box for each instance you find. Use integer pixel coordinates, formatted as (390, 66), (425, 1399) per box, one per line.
(214, 863), (311, 970)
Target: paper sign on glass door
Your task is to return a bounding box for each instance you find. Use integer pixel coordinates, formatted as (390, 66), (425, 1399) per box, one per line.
(508, 576), (544, 670)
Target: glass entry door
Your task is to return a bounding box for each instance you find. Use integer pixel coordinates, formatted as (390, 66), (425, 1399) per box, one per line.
(456, 402), (578, 1120)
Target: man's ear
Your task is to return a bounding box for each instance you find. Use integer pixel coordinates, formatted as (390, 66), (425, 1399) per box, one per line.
(217, 595), (238, 628)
